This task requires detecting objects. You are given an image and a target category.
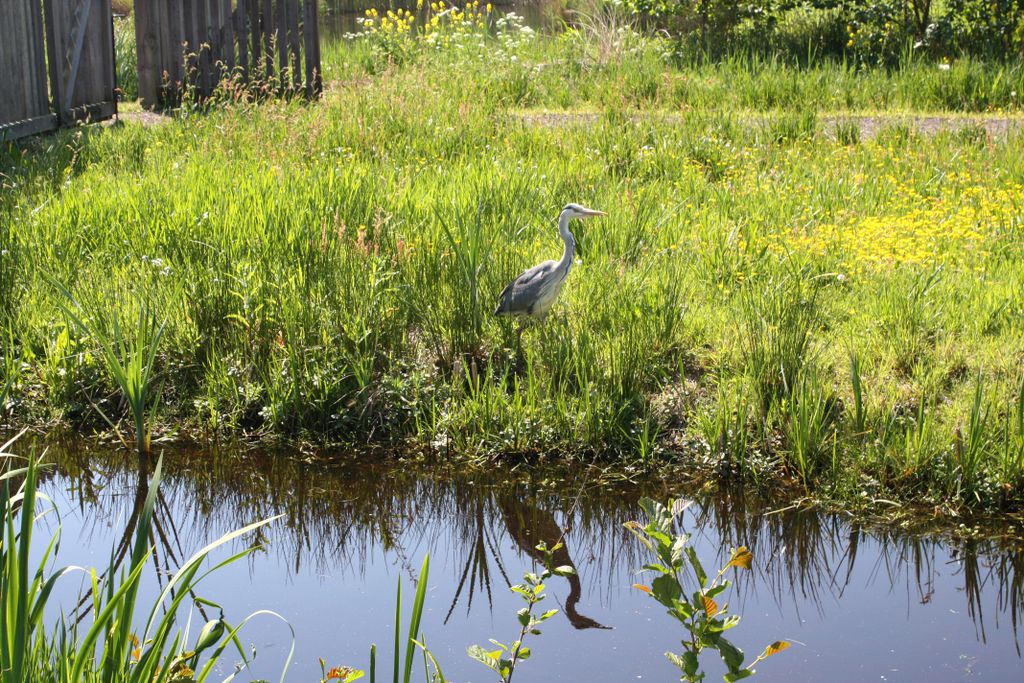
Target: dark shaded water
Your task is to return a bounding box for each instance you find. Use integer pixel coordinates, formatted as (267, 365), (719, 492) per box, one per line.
(32, 445), (1024, 682)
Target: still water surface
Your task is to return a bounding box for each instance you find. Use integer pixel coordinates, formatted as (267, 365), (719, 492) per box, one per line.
(36, 446), (1024, 682)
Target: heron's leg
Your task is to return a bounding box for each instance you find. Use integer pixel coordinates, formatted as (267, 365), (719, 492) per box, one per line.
(513, 319), (527, 374)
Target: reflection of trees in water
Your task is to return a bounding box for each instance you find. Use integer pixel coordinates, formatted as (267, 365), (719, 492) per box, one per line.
(43, 445), (1023, 649)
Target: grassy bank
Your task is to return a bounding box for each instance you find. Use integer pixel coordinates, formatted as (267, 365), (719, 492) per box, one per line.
(3, 17), (1024, 512)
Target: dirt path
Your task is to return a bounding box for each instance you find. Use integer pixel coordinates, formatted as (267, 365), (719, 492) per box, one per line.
(111, 103), (1023, 139)
(517, 111), (1023, 139)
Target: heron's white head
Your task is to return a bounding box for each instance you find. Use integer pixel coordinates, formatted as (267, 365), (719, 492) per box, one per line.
(561, 203), (607, 220)
(558, 204), (605, 259)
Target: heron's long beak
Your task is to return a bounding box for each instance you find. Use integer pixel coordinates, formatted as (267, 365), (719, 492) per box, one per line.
(581, 208), (607, 217)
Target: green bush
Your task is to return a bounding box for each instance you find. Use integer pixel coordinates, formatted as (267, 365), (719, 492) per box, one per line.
(938, 0), (1024, 59)
(621, 0), (1024, 64)
(114, 16), (138, 101)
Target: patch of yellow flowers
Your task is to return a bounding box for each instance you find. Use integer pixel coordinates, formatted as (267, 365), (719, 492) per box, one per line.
(360, 0), (491, 39)
(773, 182), (1024, 273)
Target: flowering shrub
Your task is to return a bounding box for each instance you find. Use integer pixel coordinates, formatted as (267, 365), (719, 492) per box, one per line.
(351, 1), (533, 68)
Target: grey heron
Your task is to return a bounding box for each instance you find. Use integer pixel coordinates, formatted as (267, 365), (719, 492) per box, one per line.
(494, 203), (606, 324)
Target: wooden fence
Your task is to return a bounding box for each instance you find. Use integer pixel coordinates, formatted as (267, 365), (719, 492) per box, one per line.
(0, 0), (117, 141)
(134, 0), (322, 108)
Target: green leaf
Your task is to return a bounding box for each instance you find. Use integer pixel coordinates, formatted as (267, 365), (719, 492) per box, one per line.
(551, 565), (576, 577)
(724, 669), (754, 682)
(651, 574), (682, 608)
(682, 651), (700, 677)
(517, 608), (530, 627)
(671, 602), (694, 621)
(685, 547), (707, 588)
(467, 645), (499, 673)
(705, 584), (728, 600)
(665, 652), (686, 672)
(717, 637), (745, 673)
(720, 615), (741, 631)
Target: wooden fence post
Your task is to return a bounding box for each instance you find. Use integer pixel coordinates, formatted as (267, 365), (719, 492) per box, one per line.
(135, 0), (160, 107)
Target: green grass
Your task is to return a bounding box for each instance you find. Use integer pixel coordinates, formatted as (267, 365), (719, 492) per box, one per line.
(3, 20), (1024, 512)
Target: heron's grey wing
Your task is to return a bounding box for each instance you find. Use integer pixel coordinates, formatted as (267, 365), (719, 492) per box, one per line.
(494, 260), (559, 315)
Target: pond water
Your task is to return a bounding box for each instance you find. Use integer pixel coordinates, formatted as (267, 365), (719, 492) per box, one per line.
(33, 445), (1024, 682)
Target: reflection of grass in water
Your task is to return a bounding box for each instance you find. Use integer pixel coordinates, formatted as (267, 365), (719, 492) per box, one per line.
(39, 442), (1024, 652)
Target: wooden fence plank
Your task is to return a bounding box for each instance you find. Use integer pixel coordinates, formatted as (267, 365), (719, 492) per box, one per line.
(236, 0), (250, 81)
(183, 0), (197, 90)
(277, 0), (288, 85)
(302, 0), (314, 96)
(307, 0), (321, 96)
(167, 0), (185, 91)
(279, 0), (287, 87)
(210, 0), (223, 88)
(45, 0), (69, 111)
(96, 0), (116, 111)
(133, 0), (160, 106)
(199, 0), (213, 95)
(262, 0), (274, 79)
(26, 0), (50, 113)
(287, 0), (300, 89)
(1, 1), (48, 123)
(222, 0), (235, 73)
(155, 0), (172, 96)
(248, 0), (262, 81)
(61, 0), (93, 114)
(0, 115), (59, 141)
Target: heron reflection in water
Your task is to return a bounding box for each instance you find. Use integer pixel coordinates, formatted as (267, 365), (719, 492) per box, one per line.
(445, 491), (610, 631)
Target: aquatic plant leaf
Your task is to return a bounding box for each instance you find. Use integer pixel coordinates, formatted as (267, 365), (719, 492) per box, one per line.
(651, 574), (681, 607)
(724, 669), (753, 682)
(682, 651), (699, 677)
(685, 547), (708, 587)
(717, 637), (745, 672)
(701, 595), (719, 618)
(705, 584), (728, 600)
(763, 641), (790, 657)
(467, 645), (499, 672)
(728, 547), (753, 570)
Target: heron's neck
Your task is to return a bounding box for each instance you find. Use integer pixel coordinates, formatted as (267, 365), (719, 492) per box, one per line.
(557, 212), (575, 272)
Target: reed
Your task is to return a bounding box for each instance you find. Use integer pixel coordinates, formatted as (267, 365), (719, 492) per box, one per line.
(0, 436), (289, 682)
